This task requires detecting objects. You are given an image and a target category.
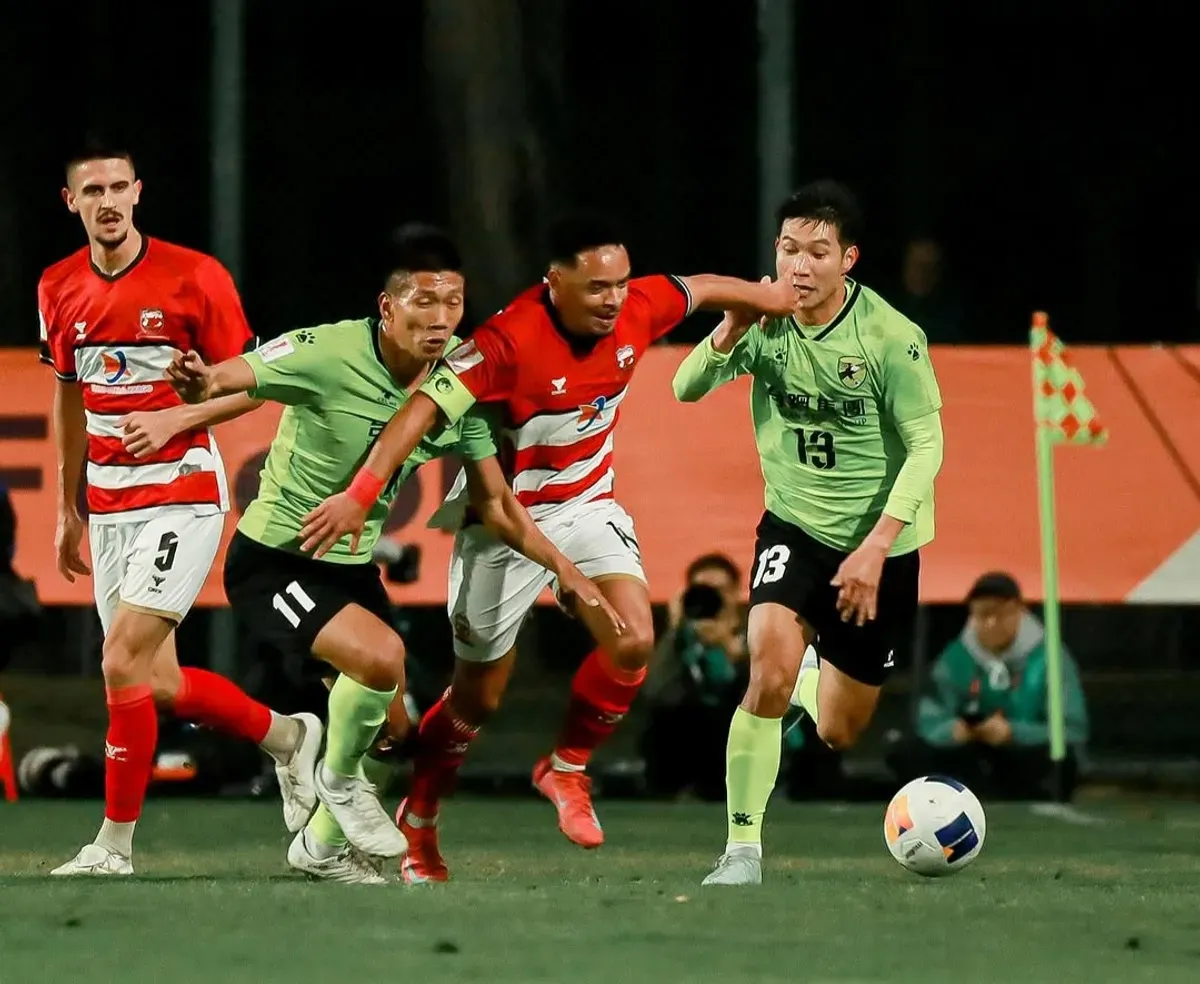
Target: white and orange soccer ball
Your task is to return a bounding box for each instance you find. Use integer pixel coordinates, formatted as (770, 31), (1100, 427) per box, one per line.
(884, 775), (986, 877)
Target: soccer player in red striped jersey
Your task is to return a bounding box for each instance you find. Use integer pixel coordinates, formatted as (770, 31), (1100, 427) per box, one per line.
(300, 212), (795, 880)
(40, 140), (321, 876)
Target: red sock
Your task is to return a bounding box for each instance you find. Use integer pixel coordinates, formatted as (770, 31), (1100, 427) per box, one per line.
(407, 691), (480, 820)
(172, 667), (272, 744)
(104, 684), (158, 823)
(554, 648), (646, 768)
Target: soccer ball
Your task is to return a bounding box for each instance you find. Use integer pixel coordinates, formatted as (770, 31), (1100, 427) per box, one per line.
(884, 775), (986, 877)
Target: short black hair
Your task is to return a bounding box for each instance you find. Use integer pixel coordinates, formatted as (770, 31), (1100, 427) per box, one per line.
(775, 180), (863, 248)
(385, 223), (463, 291)
(547, 210), (625, 266)
(966, 571), (1022, 604)
(65, 135), (135, 181)
(686, 552), (741, 585)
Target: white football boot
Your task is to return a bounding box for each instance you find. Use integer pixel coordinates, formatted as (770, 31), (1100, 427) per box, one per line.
(276, 712), (323, 832)
(312, 758), (408, 858)
(50, 844), (133, 877)
(286, 830), (387, 885)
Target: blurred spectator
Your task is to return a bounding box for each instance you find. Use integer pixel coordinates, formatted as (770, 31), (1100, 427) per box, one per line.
(641, 553), (748, 800)
(894, 236), (968, 343)
(0, 481), (41, 672)
(887, 572), (1089, 800)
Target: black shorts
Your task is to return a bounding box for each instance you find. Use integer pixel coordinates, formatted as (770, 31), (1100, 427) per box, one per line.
(748, 511), (920, 687)
(223, 531), (394, 667)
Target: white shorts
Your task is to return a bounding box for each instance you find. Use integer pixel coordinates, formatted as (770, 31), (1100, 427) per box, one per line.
(90, 511), (223, 634)
(448, 499), (645, 662)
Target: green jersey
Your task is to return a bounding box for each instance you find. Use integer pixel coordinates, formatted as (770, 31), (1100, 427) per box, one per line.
(238, 320), (498, 563)
(672, 279), (942, 556)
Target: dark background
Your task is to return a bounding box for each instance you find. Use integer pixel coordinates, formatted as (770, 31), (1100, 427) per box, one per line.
(1, 0), (1196, 347)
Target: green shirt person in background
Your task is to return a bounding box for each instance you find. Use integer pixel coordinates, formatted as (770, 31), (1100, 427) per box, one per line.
(887, 571), (1089, 801)
(673, 181), (945, 886)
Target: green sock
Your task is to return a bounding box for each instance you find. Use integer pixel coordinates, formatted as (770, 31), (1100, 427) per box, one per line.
(793, 667), (820, 724)
(725, 707), (782, 845)
(359, 754), (396, 793)
(306, 805), (347, 848)
(324, 675), (398, 777)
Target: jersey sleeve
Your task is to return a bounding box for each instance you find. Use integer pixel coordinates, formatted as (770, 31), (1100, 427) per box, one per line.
(878, 323), (943, 423)
(419, 325), (517, 425)
(454, 406), (500, 462)
(630, 275), (694, 341)
(240, 329), (330, 405)
(193, 257), (255, 362)
(37, 277), (76, 382)
(672, 325), (762, 402)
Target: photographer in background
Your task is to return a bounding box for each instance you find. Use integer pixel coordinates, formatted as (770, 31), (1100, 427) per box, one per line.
(641, 554), (748, 800)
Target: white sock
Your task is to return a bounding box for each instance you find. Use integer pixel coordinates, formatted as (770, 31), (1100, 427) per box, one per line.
(95, 819), (136, 858)
(302, 827), (341, 861)
(550, 753), (585, 773)
(725, 841), (763, 859)
(260, 712), (302, 764)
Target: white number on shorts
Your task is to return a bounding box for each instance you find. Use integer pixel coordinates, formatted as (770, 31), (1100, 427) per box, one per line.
(752, 544), (791, 588)
(272, 580), (317, 629)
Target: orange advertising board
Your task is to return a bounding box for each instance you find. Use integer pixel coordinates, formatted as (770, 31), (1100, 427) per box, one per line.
(3, 345), (1198, 605)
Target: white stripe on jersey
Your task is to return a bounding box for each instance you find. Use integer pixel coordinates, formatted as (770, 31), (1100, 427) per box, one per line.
(511, 431), (615, 495)
(509, 386), (627, 450)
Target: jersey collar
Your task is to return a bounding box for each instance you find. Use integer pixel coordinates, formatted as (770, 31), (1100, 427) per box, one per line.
(89, 234), (149, 283)
(790, 278), (862, 341)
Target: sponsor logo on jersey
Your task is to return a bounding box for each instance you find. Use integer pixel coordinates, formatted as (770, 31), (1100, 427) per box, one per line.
(101, 351), (128, 383)
(837, 356), (866, 389)
(577, 395), (607, 432)
(616, 345), (635, 369)
(550, 376), (567, 395)
(257, 336), (295, 364)
(139, 308), (165, 335)
(74, 320), (88, 338)
(444, 339), (483, 374)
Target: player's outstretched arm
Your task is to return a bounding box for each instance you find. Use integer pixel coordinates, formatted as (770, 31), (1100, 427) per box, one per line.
(119, 393), (264, 460)
(679, 274), (795, 318)
(672, 309), (761, 403)
(463, 457), (626, 637)
(298, 394), (442, 558)
(167, 350), (257, 403)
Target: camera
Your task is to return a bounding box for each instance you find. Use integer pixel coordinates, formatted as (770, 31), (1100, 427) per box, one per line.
(681, 583), (723, 621)
(371, 539), (422, 585)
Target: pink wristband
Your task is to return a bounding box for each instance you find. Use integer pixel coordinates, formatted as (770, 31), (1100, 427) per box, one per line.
(347, 467), (386, 509)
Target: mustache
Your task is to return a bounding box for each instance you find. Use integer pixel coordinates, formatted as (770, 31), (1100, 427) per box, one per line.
(98, 210), (122, 222)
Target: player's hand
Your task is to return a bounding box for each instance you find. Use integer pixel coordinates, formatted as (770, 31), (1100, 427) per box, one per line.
(713, 278), (772, 354)
(951, 718), (973, 744)
(556, 566), (626, 637)
(55, 509), (91, 583)
(760, 274), (799, 316)
(831, 542), (887, 627)
(166, 350), (213, 404)
(973, 712), (1013, 747)
(299, 492), (369, 558)
(118, 409), (183, 459)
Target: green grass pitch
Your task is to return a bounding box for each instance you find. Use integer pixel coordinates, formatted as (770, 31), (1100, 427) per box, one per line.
(2, 797), (1199, 983)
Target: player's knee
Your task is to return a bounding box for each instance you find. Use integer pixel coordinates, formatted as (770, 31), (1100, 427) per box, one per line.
(100, 631), (154, 690)
(816, 713), (866, 752)
(746, 654), (794, 703)
(607, 621), (656, 671)
(351, 633), (407, 693)
(148, 660), (182, 707)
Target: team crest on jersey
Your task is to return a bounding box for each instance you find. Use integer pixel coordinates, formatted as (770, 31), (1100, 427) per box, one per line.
(577, 396), (607, 432)
(616, 344), (635, 369)
(837, 356), (867, 389)
(138, 308), (165, 336)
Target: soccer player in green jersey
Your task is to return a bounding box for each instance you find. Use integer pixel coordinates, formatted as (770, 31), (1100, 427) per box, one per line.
(672, 181), (945, 886)
(167, 226), (620, 883)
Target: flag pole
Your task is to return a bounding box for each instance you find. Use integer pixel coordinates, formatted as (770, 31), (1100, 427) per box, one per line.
(1031, 311), (1068, 802)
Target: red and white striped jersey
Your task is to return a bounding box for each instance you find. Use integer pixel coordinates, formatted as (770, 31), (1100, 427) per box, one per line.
(38, 237), (253, 524)
(427, 275), (691, 524)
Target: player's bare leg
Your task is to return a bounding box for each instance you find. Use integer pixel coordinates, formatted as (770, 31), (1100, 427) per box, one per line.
(791, 650), (882, 750)
(149, 632), (323, 833)
(703, 602), (814, 887)
(52, 606), (174, 876)
(398, 651), (517, 883)
(534, 575), (656, 848)
(294, 604), (409, 871)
